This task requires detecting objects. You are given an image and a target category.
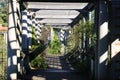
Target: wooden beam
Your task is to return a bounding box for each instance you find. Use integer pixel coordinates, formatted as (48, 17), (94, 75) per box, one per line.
(27, 2), (88, 10)
(35, 10), (80, 19)
(38, 19), (73, 24)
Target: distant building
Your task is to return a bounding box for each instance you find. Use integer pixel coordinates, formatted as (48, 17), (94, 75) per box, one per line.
(0, 24), (7, 44)
(0, 24), (8, 31)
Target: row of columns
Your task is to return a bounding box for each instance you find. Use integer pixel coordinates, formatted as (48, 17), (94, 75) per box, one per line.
(22, 11), (42, 48)
(59, 29), (69, 54)
(59, 29), (65, 54)
(8, 0), (19, 79)
(73, 1), (108, 80)
(74, 1), (109, 80)
(8, 0), (111, 80)
(8, 0), (42, 79)
(21, 9), (42, 75)
(32, 19), (42, 44)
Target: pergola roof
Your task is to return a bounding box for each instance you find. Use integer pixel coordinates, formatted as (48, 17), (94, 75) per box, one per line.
(23, 1), (94, 28)
(27, 2), (88, 10)
(23, 0), (94, 2)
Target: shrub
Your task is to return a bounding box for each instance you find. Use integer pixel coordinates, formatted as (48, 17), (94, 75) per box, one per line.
(30, 55), (48, 69)
(48, 33), (61, 54)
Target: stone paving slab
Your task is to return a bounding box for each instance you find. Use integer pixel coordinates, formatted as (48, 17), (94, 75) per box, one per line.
(24, 55), (89, 80)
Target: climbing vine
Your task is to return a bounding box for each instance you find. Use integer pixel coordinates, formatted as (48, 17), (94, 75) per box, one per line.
(64, 20), (96, 72)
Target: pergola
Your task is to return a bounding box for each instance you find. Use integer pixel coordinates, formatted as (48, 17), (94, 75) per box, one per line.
(24, 2), (93, 28)
(7, 0), (120, 80)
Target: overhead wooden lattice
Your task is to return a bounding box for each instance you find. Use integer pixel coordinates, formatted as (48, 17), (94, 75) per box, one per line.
(22, 1), (94, 28)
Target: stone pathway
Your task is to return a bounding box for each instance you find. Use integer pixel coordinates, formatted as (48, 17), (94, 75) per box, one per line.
(24, 55), (89, 80)
(44, 55), (75, 71)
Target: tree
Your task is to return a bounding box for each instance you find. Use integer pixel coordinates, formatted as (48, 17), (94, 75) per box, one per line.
(0, 1), (8, 26)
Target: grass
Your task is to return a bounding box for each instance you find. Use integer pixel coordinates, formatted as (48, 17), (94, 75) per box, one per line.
(0, 34), (7, 80)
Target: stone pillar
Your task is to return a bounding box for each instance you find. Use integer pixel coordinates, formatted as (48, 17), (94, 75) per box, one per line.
(51, 27), (54, 42)
(35, 22), (38, 43)
(35, 21), (38, 43)
(89, 12), (92, 21)
(28, 15), (32, 49)
(81, 18), (86, 50)
(60, 29), (65, 54)
(22, 10), (28, 51)
(22, 9), (30, 74)
(81, 33), (85, 50)
(37, 24), (42, 43)
(64, 30), (68, 54)
(96, 1), (108, 80)
(36, 23), (40, 43)
(39, 24), (42, 37)
(89, 11), (94, 79)
(8, 0), (18, 79)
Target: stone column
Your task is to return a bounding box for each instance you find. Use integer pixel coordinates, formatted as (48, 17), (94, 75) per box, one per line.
(22, 9), (30, 74)
(36, 23), (40, 43)
(51, 27), (54, 42)
(28, 15), (32, 49)
(22, 10), (28, 51)
(37, 24), (42, 43)
(8, 0), (18, 79)
(39, 24), (42, 37)
(60, 29), (65, 54)
(96, 1), (108, 80)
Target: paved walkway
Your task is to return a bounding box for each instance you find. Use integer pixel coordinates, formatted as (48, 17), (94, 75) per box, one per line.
(44, 55), (75, 70)
(24, 55), (89, 80)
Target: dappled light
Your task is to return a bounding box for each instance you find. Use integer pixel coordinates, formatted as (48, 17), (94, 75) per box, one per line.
(5, 0), (120, 80)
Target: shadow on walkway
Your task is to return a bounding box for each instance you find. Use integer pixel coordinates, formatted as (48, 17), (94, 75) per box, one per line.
(44, 55), (75, 71)
(24, 55), (89, 80)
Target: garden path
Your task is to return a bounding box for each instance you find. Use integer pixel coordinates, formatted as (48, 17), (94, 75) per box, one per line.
(24, 55), (89, 80)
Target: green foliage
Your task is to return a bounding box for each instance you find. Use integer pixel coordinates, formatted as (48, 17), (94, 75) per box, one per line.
(32, 27), (37, 45)
(30, 44), (48, 69)
(30, 44), (44, 61)
(30, 55), (48, 69)
(30, 26), (48, 69)
(76, 20), (93, 37)
(90, 33), (97, 47)
(74, 20), (97, 47)
(65, 20), (96, 73)
(48, 29), (61, 54)
(0, 2), (8, 26)
(0, 17), (4, 24)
